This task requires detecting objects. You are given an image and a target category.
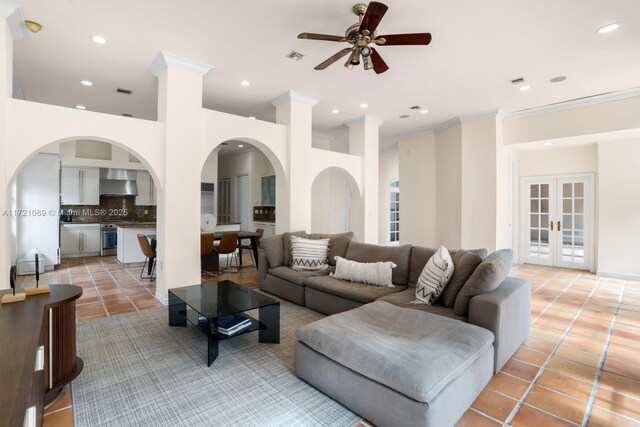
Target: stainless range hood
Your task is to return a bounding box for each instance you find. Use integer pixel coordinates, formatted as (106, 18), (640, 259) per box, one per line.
(99, 168), (138, 196)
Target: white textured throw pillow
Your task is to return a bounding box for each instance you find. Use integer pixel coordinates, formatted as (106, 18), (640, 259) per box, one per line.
(331, 256), (397, 287)
(413, 246), (455, 305)
(290, 236), (331, 271)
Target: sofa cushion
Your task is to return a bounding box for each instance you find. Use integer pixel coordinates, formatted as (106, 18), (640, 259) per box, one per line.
(345, 242), (412, 286)
(268, 266), (333, 286)
(441, 250), (483, 308)
(378, 288), (467, 322)
(408, 246), (488, 287)
(331, 256), (396, 287)
(296, 300), (494, 403)
(303, 275), (406, 304)
(261, 234), (284, 268)
(454, 249), (514, 316)
(290, 236), (330, 271)
(308, 232), (354, 266)
(283, 230), (308, 267)
(414, 246), (454, 305)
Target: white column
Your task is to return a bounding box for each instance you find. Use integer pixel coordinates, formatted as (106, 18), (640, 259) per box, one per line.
(150, 51), (213, 302)
(0, 2), (27, 289)
(271, 91), (318, 233)
(346, 115), (383, 244)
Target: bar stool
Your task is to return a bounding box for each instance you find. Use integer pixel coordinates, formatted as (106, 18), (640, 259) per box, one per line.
(137, 234), (156, 280)
(213, 232), (239, 273)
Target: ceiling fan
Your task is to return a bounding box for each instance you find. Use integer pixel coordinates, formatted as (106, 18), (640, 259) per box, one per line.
(298, 2), (432, 74)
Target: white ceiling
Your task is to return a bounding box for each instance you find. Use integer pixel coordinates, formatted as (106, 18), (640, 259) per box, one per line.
(12, 0), (640, 141)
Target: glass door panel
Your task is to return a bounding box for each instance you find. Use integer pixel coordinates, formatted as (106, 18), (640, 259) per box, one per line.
(524, 179), (555, 266)
(556, 177), (590, 269)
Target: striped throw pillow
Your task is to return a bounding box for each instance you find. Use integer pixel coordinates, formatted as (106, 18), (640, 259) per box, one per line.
(413, 246), (455, 305)
(290, 236), (331, 271)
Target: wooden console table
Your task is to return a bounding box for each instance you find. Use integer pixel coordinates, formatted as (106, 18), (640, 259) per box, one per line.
(0, 285), (83, 427)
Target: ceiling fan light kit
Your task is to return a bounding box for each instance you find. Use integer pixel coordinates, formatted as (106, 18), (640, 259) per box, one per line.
(298, 1), (432, 74)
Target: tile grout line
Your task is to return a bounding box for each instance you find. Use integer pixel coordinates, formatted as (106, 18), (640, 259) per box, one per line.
(580, 278), (627, 426)
(95, 257), (140, 312)
(122, 262), (158, 298)
(530, 269), (563, 295)
(504, 271), (602, 425)
(531, 274), (582, 324)
(81, 258), (110, 318)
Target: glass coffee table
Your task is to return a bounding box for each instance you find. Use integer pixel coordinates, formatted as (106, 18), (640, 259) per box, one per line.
(168, 281), (280, 366)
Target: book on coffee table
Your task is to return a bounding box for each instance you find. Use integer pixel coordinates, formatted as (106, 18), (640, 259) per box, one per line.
(217, 314), (252, 335)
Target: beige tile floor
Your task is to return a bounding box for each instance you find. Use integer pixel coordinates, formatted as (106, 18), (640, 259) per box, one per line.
(35, 260), (640, 427)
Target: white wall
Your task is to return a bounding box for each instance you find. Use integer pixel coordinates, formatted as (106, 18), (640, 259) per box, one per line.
(378, 153), (399, 246)
(311, 169), (350, 234)
(435, 126), (463, 248)
(597, 138), (640, 279)
(398, 134), (436, 247)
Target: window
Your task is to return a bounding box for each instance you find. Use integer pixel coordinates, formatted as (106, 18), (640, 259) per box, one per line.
(390, 179), (400, 245)
(261, 175), (276, 206)
(217, 178), (231, 223)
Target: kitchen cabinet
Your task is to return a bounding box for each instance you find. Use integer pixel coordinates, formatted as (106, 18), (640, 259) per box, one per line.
(60, 224), (100, 257)
(117, 225), (156, 265)
(135, 171), (156, 206)
(60, 167), (100, 205)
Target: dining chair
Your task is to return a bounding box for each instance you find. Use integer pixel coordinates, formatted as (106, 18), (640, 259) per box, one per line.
(213, 232), (239, 273)
(137, 234), (157, 280)
(201, 232), (216, 276)
(238, 228), (264, 267)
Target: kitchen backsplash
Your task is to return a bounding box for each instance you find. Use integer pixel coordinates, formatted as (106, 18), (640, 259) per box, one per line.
(62, 196), (156, 223)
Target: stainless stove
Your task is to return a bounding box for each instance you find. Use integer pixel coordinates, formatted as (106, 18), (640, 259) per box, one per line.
(100, 220), (128, 256)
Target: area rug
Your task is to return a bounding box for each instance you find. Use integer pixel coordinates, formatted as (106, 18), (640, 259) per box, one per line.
(73, 300), (361, 427)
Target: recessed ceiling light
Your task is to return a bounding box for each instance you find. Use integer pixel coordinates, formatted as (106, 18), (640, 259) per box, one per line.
(249, 116), (256, 120)
(598, 23), (620, 34)
(519, 85), (531, 91)
(550, 76), (567, 83)
(80, 80), (93, 86)
(420, 109), (429, 114)
(544, 142), (553, 146)
(92, 35), (106, 44)
(75, 105), (86, 110)
(360, 103), (368, 108)
(238, 144), (244, 148)
(332, 109), (339, 114)
(240, 80), (250, 86)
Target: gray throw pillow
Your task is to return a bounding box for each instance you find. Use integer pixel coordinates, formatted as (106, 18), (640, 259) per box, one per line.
(441, 250), (483, 308)
(283, 230), (308, 267)
(261, 234), (284, 268)
(453, 249), (513, 316)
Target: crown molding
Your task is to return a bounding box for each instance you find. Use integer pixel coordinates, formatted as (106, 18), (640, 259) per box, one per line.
(270, 90), (319, 107)
(380, 128), (435, 145)
(344, 115), (384, 128)
(459, 107), (503, 123)
(504, 86), (640, 120)
(0, 1), (28, 40)
(149, 51), (214, 77)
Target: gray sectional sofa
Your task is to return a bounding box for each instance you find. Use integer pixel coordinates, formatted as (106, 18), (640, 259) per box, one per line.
(257, 231), (531, 427)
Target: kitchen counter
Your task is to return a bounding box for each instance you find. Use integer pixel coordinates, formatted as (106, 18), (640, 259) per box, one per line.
(116, 222), (157, 228)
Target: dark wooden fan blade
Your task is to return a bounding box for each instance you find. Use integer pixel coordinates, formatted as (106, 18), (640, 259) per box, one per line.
(359, 2), (388, 34)
(377, 33), (432, 46)
(370, 48), (389, 74)
(298, 32), (345, 42)
(314, 48), (354, 70)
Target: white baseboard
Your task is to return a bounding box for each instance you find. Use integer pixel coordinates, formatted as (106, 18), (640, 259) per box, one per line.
(596, 270), (640, 282)
(155, 291), (167, 306)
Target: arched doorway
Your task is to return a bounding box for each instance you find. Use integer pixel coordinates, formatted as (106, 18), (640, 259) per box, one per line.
(310, 167), (362, 236)
(8, 138), (161, 304)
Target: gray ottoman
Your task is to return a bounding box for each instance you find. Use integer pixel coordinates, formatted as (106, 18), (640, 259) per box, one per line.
(295, 301), (495, 427)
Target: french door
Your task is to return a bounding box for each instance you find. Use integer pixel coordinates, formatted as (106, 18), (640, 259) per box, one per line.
(522, 174), (594, 270)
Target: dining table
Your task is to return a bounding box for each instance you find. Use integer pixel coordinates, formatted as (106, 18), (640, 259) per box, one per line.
(145, 230), (261, 275)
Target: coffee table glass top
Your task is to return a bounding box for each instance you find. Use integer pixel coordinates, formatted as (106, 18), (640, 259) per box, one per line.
(168, 280), (277, 319)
